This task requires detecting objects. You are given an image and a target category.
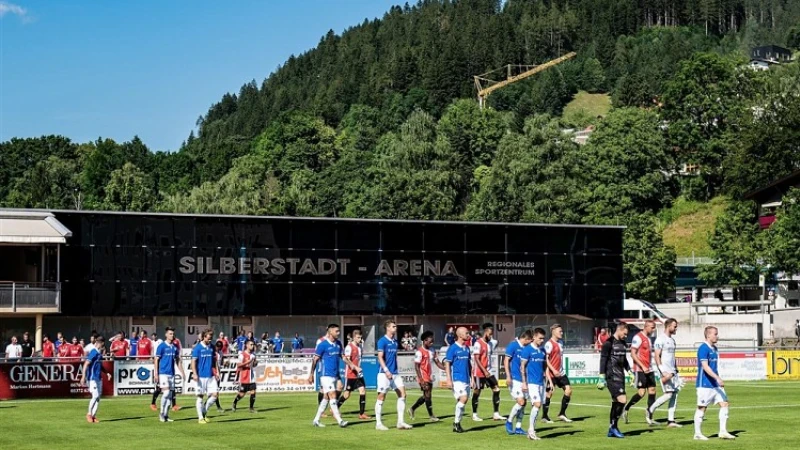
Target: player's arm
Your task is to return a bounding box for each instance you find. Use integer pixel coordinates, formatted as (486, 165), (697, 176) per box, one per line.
(190, 351), (198, 382)
(544, 342), (558, 376)
(503, 346), (513, 383)
(597, 339), (612, 387)
(520, 357), (529, 388)
(473, 342), (490, 377)
(700, 360), (723, 386)
(80, 355), (91, 386)
(629, 336), (643, 369)
(443, 348), (453, 388)
(432, 354), (445, 371)
(377, 341), (392, 379)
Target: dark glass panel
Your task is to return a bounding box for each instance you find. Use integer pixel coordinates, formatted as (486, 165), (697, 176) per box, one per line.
(264, 283), (291, 315)
(292, 220), (335, 250)
(506, 226), (548, 254)
(337, 220), (380, 250)
(423, 223), (464, 253)
(195, 217), (237, 248)
(174, 282), (196, 315)
(379, 283), (423, 315)
(291, 283), (337, 315)
(144, 247), (179, 283)
(547, 227), (585, 254)
(60, 281), (92, 315)
(547, 254), (583, 285)
(239, 219), (288, 249)
(382, 222), (424, 251)
(584, 255), (623, 285)
(62, 245), (91, 282)
(171, 217), (196, 248)
(586, 285), (624, 319)
(89, 281), (116, 316)
(143, 216), (176, 248)
(337, 283), (379, 315)
(91, 214), (116, 246)
(465, 224), (506, 253)
(584, 228), (623, 255)
(377, 251), (458, 284)
(143, 281), (175, 316)
(549, 282), (578, 315)
(507, 284), (548, 314)
(112, 216), (145, 247)
(336, 250), (382, 283)
(467, 253), (546, 285)
(288, 249), (338, 283)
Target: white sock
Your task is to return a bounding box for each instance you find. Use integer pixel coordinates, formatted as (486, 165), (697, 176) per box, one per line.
(315, 399), (329, 422)
(455, 402), (465, 424)
(650, 393), (671, 413)
(375, 400), (384, 426)
(507, 404), (522, 423)
(516, 404), (525, 428)
(397, 397), (406, 425)
(719, 406), (729, 433)
(694, 409), (704, 435)
(329, 400), (343, 423)
(667, 395), (678, 422)
(89, 395), (99, 416)
(529, 406), (539, 432)
(196, 397), (204, 419)
(204, 396), (216, 414)
(161, 391), (171, 417)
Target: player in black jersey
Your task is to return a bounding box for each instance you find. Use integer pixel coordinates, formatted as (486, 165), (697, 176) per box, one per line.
(598, 323), (630, 439)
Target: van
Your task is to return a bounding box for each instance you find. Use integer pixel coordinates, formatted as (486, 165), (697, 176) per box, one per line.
(622, 298), (670, 321)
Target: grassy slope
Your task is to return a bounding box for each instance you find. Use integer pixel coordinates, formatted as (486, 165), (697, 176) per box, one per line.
(0, 382), (792, 449)
(562, 91), (612, 126)
(661, 196), (729, 258)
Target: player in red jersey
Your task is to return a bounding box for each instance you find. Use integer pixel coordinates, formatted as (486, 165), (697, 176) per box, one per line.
(338, 329), (370, 419)
(58, 337), (71, 359)
(624, 320), (658, 425)
(109, 332), (130, 359)
(41, 334), (56, 359)
(542, 324), (573, 423)
(470, 323), (505, 421)
(216, 332), (230, 355)
(137, 330), (153, 358)
(232, 339), (258, 413)
(67, 336), (84, 360)
(408, 331), (445, 422)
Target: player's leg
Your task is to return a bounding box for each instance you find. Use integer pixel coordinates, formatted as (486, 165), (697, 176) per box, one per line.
(541, 380), (553, 422)
(375, 373), (388, 430)
(203, 380), (219, 419)
(557, 378), (572, 421)
(409, 381), (427, 420)
(489, 376), (504, 420)
(471, 378), (483, 420)
(716, 389), (734, 439)
(87, 380), (100, 422)
(314, 378), (333, 426)
(650, 372), (674, 420)
(338, 381), (351, 407)
(694, 387), (712, 439)
(623, 373), (646, 422)
(646, 384), (658, 424)
(452, 383), (469, 433)
(395, 378), (411, 429)
(357, 383), (369, 419)
(232, 384), (246, 411)
(326, 380), (348, 427)
(506, 381), (525, 434)
(609, 391), (627, 437)
(527, 384), (543, 440)
(150, 384), (161, 410)
(158, 376), (172, 421)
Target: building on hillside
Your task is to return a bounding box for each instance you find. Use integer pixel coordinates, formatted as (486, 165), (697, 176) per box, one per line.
(749, 45), (794, 70)
(744, 169), (800, 229)
(0, 209), (624, 351)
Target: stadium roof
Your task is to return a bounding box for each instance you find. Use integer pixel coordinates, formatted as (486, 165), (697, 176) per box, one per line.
(0, 211), (73, 244)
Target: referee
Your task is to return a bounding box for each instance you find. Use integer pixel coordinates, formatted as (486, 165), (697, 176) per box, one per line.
(598, 323), (630, 439)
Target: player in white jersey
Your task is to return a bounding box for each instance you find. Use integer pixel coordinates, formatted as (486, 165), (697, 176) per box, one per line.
(648, 318), (683, 427)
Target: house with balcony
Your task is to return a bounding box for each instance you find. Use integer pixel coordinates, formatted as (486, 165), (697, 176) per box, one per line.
(749, 45), (794, 70)
(744, 169), (800, 229)
(0, 211), (71, 349)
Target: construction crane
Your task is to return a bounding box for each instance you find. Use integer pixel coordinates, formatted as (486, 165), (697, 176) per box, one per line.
(474, 52), (577, 109)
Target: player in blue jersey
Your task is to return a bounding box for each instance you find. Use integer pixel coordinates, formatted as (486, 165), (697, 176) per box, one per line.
(444, 327), (474, 433)
(154, 327), (186, 423)
(694, 326), (735, 440)
(308, 324), (353, 428)
(375, 320), (412, 430)
(80, 336), (110, 423)
(191, 329), (219, 423)
(503, 329), (533, 435)
(520, 328), (548, 440)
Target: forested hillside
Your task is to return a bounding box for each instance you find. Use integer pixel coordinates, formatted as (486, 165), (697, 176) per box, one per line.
(3, 0), (800, 301)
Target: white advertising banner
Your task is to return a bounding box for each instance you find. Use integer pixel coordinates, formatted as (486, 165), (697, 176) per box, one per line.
(114, 359), (163, 396)
(564, 353), (601, 384)
(719, 352), (767, 381)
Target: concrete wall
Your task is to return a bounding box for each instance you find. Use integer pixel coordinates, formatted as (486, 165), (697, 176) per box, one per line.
(672, 322), (761, 348)
(772, 308), (800, 338)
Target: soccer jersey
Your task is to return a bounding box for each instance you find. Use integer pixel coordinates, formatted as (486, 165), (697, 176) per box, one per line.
(377, 336), (399, 374)
(696, 343), (719, 388)
(344, 342), (362, 379)
(504, 339), (526, 382)
(217, 338), (229, 354)
(110, 339), (129, 358)
(235, 335), (247, 352)
(444, 342), (472, 383)
(631, 331), (653, 372)
(156, 341), (179, 376)
(86, 348), (103, 381)
(544, 339), (564, 376)
(315, 338), (343, 378)
(272, 337), (284, 353)
(42, 341), (55, 358)
(237, 351), (256, 384)
(58, 343), (70, 358)
(192, 342), (215, 378)
(137, 337), (153, 357)
(292, 337), (303, 351)
(472, 338), (492, 378)
(521, 343), (546, 385)
(68, 344), (84, 358)
(654, 334), (677, 373)
(129, 336), (139, 356)
(414, 346), (435, 382)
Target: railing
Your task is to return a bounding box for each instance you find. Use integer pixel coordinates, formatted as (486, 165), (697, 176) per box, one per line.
(676, 256), (714, 266)
(0, 282), (61, 312)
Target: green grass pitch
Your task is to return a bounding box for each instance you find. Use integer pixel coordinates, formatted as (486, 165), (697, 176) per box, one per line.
(1, 382), (797, 449)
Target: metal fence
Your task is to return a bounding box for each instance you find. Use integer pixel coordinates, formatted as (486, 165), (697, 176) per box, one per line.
(0, 282), (61, 311)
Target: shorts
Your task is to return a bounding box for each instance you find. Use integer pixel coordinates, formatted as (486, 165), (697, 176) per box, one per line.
(473, 375), (499, 390)
(419, 381), (433, 392)
(89, 380), (100, 396)
(607, 381), (626, 399)
(550, 375), (571, 389)
(697, 387), (727, 407)
(238, 383), (256, 393)
(376, 373), (404, 394)
(345, 378), (366, 392)
(509, 380), (525, 400)
(659, 373), (682, 393)
(158, 374), (174, 390)
(526, 383), (544, 403)
(452, 381), (471, 400)
(635, 372), (657, 389)
(320, 376), (338, 394)
(197, 377), (219, 396)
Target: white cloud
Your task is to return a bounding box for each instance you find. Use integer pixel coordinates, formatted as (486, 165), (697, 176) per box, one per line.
(0, 1), (28, 20)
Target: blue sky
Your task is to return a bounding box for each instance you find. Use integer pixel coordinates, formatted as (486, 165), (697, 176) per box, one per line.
(0, 0), (403, 151)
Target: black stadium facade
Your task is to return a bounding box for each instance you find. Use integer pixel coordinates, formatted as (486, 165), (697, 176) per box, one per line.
(0, 210), (623, 348)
